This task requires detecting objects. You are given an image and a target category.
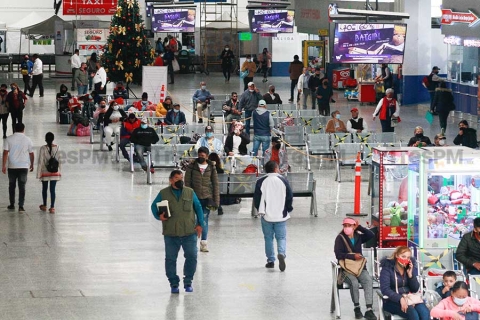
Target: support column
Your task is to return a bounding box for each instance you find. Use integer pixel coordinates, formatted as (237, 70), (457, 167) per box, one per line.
(402, 0), (432, 105)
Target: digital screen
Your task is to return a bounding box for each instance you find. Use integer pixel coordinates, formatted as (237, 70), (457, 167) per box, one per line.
(332, 23), (407, 64)
(250, 10), (294, 33)
(152, 8), (196, 33)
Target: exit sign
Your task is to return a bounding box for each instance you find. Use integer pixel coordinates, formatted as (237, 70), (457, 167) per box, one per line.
(239, 32), (252, 41)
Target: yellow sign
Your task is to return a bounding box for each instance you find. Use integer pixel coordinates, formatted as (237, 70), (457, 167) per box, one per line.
(318, 29), (328, 36)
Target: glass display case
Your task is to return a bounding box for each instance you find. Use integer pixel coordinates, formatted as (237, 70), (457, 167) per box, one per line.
(407, 147), (480, 248)
(371, 147), (414, 248)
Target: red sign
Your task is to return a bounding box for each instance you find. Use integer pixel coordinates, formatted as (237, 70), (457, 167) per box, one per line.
(63, 0), (118, 16)
(441, 9), (480, 27)
(78, 44), (105, 51)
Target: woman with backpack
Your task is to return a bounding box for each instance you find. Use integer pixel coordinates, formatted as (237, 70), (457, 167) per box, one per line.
(37, 132), (61, 214)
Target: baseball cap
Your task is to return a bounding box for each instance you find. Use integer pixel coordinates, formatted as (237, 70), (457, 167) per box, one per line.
(350, 108), (359, 112)
(432, 66), (440, 71)
(258, 100), (266, 106)
(141, 117), (148, 124)
(205, 125), (213, 132)
(342, 217), (357, 225)
(248, 82), (255, 87)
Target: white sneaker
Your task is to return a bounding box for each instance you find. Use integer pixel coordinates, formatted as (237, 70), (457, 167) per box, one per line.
(200, 240), (209, 252)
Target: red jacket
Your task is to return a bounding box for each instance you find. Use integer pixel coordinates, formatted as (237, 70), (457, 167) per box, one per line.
(154, 56), (164, 66)
(379, 97), (397, 120)
(121, 119), (141, 139)
(133, 100), (153, 111)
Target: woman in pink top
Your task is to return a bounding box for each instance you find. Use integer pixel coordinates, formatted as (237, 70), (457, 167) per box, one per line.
(431, 281), (480, 320)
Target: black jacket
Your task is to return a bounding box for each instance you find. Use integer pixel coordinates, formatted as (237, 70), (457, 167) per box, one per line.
(220, 49), (235, 67)
(334, 225), (374, 261)
(453, 127), (478, 149)
(308, 74), (322, 91)
(432, 87), (454, 113)
(224, 132), (250, 155)
(407, 135), (432, 147)
(456, 231), (480, 270)
(130, 126), (160, 146)
(262, 92), (282, 104)
(103, 107), (127, 126)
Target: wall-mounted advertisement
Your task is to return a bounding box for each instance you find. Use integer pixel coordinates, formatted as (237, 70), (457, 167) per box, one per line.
(77, 28), (109, 56)
(250, 10), (295, 33)
(151, 8), (196, 33)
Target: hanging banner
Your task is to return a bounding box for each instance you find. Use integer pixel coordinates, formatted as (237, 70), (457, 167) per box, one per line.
(63, 0), (118, 16)
(77, 29), (109, 43)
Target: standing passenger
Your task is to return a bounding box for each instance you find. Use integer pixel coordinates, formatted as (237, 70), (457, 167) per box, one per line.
(37, 132), (61, 214)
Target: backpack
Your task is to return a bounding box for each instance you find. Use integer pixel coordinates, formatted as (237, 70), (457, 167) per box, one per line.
(177, 41), (183, 51)
(243, 164), (258, 174)
(46, 147), (59, 173)
(422, 76), (430, 89)
(169, 38), (178, 52)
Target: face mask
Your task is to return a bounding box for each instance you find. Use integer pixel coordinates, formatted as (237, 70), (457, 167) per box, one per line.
(205, 132), (213, 138)
(249, 89), (254, 93)
(271, 89), (275, 93)
(246, 59), (251, 62)
(323, 82), (329, 86)
(201, 86), (206, 90)
(234, 129), (240, 135)
(306, 71), (310, 75)
(10, 86), (15, 91)
(439, 139), (445, 146)
(174, 180), (184, 189)
(141, 124), (148, 129)
(343, 227), (354, 236)
(415, 133), (423, 138)
(397, 257), (410, 268)
(113, 105), (119, 111)
(335, 114), (341, 120)
(142, 100), (148, 105)
(173, 109), (179, 113)
(387, 97), (393, 101)
(100, 104), (106, 108)
(197, 157), (206, 164)
(274, 143), (281, 150)
(232, 98), (237, 101)
(453, 297), (467, 306)
(225, 48), (229, 51)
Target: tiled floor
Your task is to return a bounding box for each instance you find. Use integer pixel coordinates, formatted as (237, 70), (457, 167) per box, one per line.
(0, 70), (473, 319)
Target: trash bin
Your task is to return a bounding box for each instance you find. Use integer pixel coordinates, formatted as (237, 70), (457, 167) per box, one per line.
(177, 50), (191, 74)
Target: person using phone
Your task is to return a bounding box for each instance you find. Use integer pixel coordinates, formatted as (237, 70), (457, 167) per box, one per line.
(334, 218), (376, 320)
(150, 170), (204, 294)
(379, 246), (430, 320)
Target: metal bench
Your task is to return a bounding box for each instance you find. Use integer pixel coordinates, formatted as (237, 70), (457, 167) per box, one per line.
(145, 144), (177, 184)
(283, 126), (306, 148)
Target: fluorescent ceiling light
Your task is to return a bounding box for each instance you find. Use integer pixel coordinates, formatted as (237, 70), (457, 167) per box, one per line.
(336, 8), (410, 19)
(247, 0), (291, 4)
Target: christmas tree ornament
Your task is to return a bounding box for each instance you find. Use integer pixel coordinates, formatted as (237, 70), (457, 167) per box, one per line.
(150, 49), (155, 58)
(116, 49), (122, 58)
(135, 24), (141, 32)
(125, 72), (133, 83)
(134, 59), (140, 68)
(136, 36), (142, 47)
(115, 6), (122, 17)
(126, 0), (134, 9)
(115, 61), (124, 70)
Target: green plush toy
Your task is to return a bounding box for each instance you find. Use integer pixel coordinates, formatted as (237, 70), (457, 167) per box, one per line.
(390, 206), (402, 227)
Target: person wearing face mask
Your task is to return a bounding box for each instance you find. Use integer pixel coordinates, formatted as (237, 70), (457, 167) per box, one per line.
(56, 84), (72, 113)
(425, 66), (446, 115)
(241, 54), (257, 91)
(334, 217), (376, 320)
(5, 83), (27, 133)
(346, 108), (368, 134)
(373, 88), (400, 133)
(297, 67), (312, 109)
(432, 82), (455, 134)
(220, 45), (235, 83)
(453, 120), (478, 149)
(308, 67), (322, 110)
(223, 92), (241, 125)
(258, 48), (272, 83)
(119, 113), (141, 161)
(316, 77), (334, 116)
(252, 100), (274, 157)
(407, 126), (432, 147)
(20, 55), (33, 94)
(185, 147), (220, 253)
(157, 96), (173, 118)
(113, 81), (128, 100)
(456, 218), (480, 276)
(74, 62), (89, 95)
(431, 280), (480, 320)
(0, 84), (9, 138)
(195, 126), (224, 155)
(224, 122), (250, 156)
(165, 103), (186, 126)
(192, 82), (213, 124)
(103, 101), (127, 151)
(433, 133), (448, 147)
(264, 136), (289, 173)
(379, 246), (429, 320)
(239, 82), (263, 135)
(93, 99), (107, 129)
(262, 85), (282, 105)
(133, 92), (153, 112)
(288, 55), (303, 103)
(130, 117), (160, 172)
(325, 110), (347, 133)
(150, 169), (204, 293)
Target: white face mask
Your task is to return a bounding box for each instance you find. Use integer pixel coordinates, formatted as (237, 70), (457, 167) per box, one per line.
(225, 48), (229, 51)
(201, 86), (206, 90)
(439, 139), (445, 146)
(246, 59), (251, 62)
(387, 97), (393, 101)
(113, 105), (119, 111)
(249, 89), (254, 92)
(453, 297), (467, 306)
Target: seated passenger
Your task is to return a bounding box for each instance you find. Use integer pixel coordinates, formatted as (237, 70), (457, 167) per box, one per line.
(192, 81), (213, 124)
(93, 99), (107, 128)
(262, 85), (282, 104)
(130, 117), (160, 173)
(435, 270), (456, 299)
(113, 81), (128, 99)
(156, 96), (173, 117)
(433, 133), (448, 147)
(195, 125), (224, 155)
(453, 120), (478, 149)
(224, 122), (250, 156)
(456, 217), (480, 276)
(133, 92), (154, 111)
(407, 126), (432, 147)
(165, 103), (186, 125)
(56, 84), (71, 113)
(120, 113), (141, 161)
(264, 136), (289, 174)
(380, 246), (430, 320)
(325, 110), (347, 133)
(431, 280), (480, 320)
(103, 100), (127, 151)
(347, 108), (368, 134)
(223, 92), (241, 124)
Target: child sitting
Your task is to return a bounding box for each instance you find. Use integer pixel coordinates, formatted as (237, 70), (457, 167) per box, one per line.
(431, 281), (480, 320)
(436, 270), (457, 299)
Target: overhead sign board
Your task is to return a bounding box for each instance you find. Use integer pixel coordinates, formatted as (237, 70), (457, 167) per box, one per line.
(441, 9), (480, 27)
(63, 0), (118, 16)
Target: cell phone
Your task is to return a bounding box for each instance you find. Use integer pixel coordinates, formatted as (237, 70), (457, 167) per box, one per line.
(404, 263), (410, 270)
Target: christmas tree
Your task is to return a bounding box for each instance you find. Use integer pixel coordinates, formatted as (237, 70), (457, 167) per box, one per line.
(103, 0), (154, 85)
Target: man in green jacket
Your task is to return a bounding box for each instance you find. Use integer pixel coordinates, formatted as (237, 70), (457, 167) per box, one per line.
(151, 169), (204, 293)
(456, 217), (480, 275)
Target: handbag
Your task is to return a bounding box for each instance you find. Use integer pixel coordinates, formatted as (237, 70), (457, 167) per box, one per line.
(337, 234), (366, 277)
(394, 271), (424, 306)
(240, 69), (249, 79)
(172, 58), (180, 72)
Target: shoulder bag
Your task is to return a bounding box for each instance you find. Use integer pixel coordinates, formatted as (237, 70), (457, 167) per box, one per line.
(338, 234), (366, 277)
(394, 270), (424, 305)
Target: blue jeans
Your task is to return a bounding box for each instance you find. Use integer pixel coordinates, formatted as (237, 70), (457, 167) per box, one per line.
(383, 300), (430, 320)
(244, 110), (253, 135)
(134, 144), (151, 169)
(77, 85), (88, 95)
(164, 234), (198, 287)
(261, 218), (286, 263)
(199, 198), (211, 241)
(42, 181), (57, 208)
(252, 135), (270, 157)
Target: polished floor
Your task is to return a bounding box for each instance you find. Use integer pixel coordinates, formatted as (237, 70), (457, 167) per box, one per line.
(0, 70), (473, 320)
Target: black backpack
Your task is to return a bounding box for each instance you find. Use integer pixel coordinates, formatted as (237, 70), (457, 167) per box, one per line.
(46, 146), (59, 173)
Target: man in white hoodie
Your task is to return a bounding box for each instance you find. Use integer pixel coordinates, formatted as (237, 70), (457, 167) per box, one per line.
(253, 161), (293, 272)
